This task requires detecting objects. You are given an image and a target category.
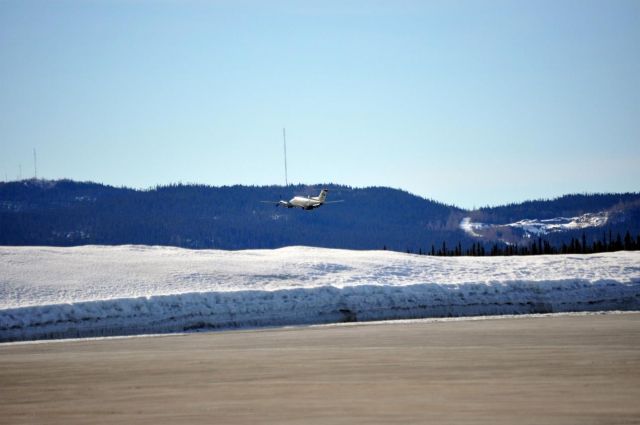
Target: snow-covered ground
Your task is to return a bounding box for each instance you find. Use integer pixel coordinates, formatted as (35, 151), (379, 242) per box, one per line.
(1, 245), (639, 342)
(460, 211), (609, 238)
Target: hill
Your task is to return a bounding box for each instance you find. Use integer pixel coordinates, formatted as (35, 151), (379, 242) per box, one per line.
(0, 179), (639, 251)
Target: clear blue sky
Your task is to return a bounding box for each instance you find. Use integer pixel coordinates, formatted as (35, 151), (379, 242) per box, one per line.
(1, 0), (639, 208)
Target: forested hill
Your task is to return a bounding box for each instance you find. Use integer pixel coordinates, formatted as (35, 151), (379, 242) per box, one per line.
(471, 193), (640, 224)
(1, 179), (639, 251)
(0, 180), (460, 250)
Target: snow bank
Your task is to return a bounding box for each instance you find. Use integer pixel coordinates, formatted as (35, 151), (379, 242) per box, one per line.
(1, 246), (639, 342)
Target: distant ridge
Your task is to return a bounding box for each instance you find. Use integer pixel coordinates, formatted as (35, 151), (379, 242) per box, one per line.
(1, 179), (639, 251)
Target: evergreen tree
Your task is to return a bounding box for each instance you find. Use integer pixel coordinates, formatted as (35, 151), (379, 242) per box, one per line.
(624, 231), (632, 250)
(609, 229), (613, 251)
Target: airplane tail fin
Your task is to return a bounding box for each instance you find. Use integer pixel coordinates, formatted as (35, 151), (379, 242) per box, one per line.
(318, 189), (328, 203)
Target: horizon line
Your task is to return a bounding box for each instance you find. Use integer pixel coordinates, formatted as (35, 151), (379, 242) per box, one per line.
(2, 177), (639, 212)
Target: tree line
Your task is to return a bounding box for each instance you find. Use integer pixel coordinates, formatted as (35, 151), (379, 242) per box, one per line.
(404, 229), (640, 256)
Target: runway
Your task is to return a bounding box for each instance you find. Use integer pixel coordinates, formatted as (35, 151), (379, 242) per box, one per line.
(1, 313), (639, 424)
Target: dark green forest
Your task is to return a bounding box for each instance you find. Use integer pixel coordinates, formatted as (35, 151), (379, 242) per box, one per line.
(1, 179), (639, 254)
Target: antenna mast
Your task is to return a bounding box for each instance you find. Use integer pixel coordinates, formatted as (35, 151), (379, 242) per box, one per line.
(283, 127), (288, 187)
(33, 148), (37, 179)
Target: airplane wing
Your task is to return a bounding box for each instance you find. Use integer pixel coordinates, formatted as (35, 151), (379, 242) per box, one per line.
(323, 200), (344, 204)
(260, 200), (291, 207)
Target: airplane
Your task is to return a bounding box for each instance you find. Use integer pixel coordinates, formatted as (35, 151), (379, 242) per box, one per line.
(261, 189), (343, 210)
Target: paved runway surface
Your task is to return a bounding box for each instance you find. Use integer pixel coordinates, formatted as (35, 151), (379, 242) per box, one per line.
(1, 313), (639, 424)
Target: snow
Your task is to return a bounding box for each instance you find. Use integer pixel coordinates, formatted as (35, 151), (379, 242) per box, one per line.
(1, 245), (639, 342)
(460, 211), (609, 238)
(508, 212), (609, 236)
(459, 217), (486, 237)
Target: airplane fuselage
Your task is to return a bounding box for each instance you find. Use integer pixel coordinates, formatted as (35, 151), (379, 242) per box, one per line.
(278, 189), (329, 210)
(289, 196), (322, 210)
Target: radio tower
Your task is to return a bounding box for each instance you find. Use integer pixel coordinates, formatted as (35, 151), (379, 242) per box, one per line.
(33, 148), (37, 179)
(283, 128), (288, 187)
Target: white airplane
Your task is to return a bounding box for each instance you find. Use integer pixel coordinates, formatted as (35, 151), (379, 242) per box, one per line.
(261, 189), (343, 210)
